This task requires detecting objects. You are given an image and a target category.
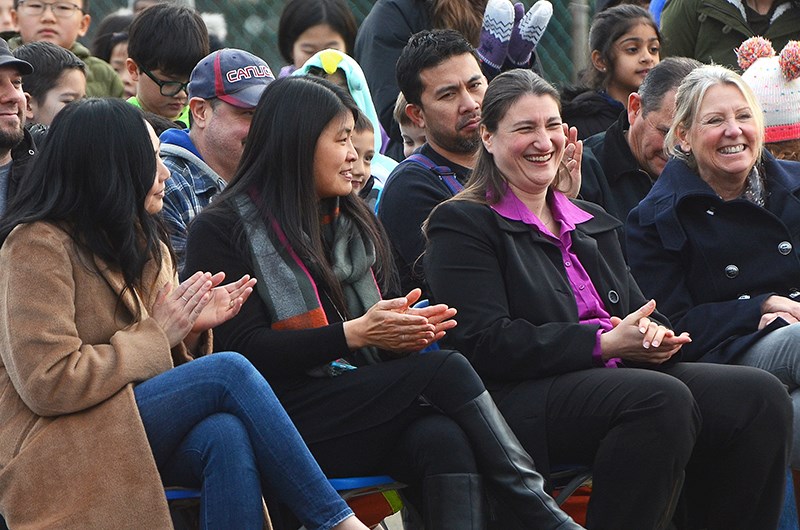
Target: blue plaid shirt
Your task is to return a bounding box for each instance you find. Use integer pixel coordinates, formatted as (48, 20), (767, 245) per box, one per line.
(159, 129), (226, 271)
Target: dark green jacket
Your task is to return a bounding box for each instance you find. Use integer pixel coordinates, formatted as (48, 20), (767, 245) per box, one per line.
(661, 0), (800, 70)
(8, 36), (123, 98)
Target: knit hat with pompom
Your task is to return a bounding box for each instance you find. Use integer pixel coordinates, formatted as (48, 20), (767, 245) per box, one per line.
(737, 36), (800, 143)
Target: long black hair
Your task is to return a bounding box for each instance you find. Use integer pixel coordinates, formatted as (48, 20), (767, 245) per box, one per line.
(209, 76), (396, 309)
(0, 98), (169, 309)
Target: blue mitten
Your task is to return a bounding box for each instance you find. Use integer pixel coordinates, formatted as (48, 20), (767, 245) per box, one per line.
(508, 0), (553, 67)
(477, 0), (515, 77)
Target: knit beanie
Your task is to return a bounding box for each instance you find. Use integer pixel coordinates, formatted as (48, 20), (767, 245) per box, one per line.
(737, 36), (800, 143)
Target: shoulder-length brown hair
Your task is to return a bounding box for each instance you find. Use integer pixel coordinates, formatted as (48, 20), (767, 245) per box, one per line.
(456, 69), (571, 206)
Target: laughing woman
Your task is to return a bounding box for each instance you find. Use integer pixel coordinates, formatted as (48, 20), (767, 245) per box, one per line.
(184, 75), (582, 529)
(424, 68), (791, 530)
(626, 64), (800, 500)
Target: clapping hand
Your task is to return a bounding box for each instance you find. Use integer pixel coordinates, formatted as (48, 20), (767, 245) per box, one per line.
(402, 288), (458, 343)
(192, 273), (257, 333)
(343, 288), (458, 354)
(151, 271), (215, 347)
(561, 123), (582, 198)
(151, 271), (257, 349)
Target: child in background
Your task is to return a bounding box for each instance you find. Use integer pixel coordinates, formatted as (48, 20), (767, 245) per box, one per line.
(0, 0), (17, 39)
(10, 0), (122, 97)
(560, 4), (660, 139)
(351, 112), (381, 210)
(13, 41), (85, 126)
(277, 0), (356, 78)
(293, 48), (397, 182)
(393, 92), (426, 159)
(125, 2), (208, 127)
(91, 12), (135, 98)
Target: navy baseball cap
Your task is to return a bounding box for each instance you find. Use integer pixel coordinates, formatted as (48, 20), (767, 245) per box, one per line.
(188, 48), (274, 108)
(0, 39), (32, 75)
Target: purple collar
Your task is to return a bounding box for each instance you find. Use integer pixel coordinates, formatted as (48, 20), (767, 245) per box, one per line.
(490, 185), (593, 234)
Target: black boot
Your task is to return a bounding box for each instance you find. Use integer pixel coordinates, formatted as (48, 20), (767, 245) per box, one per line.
(451, 391), (584, 530)
(424, 474), (487, 530)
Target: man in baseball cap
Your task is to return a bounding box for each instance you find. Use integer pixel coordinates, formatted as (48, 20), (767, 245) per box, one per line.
(159, 48), (274, 270)
(0, 37), (34, 216)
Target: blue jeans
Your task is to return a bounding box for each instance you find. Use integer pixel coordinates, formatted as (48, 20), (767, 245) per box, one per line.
(738, 323), (800, 468)
(134, 352), (352, 530)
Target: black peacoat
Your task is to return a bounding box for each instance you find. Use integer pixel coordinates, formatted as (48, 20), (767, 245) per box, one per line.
(626, 151), (800, 364)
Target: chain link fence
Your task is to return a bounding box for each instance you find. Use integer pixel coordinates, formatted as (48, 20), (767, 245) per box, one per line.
(86, 0), (597, 85)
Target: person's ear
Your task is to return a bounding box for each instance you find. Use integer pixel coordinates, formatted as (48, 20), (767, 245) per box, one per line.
(628, 93), (642, 125)
(481, 124), (494, 153)
(406, 103), (425, 129)
(590, 50), (607, 74)
(676, 125), (691, 153)
(126, 58), (140, 82)
(189, 97), (210, 128)
(77, 13), (91, 38)
(24, 92), (33, 121)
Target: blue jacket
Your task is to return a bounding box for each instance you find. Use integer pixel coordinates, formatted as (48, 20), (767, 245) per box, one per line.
(626, 151), (800, 363)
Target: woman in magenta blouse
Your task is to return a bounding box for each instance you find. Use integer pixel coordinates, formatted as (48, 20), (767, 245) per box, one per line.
(423, 68), (791, 530)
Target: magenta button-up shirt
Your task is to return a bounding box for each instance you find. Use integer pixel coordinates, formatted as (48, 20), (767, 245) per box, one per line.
(490, 187), (621, 367)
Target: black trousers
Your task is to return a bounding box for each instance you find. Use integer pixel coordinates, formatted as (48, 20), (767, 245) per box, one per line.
(267, 351), (486, 529)
(301, 350), (485, 518)
(492, 362), (791, 530)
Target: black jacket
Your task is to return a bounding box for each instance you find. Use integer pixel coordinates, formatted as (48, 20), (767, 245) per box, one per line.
(7, 127), (37, 205)
(560, 88), (624, 140)
(626, 151), (800, 364)
(425, 196), (669, 383)
(354, 0), (431, 159)
(580, 111), (655, 253)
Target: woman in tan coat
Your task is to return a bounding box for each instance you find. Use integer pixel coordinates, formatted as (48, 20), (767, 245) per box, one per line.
(0, 98), (370, 530)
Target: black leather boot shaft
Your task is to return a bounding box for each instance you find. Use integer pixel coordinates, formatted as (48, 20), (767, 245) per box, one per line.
(423, 473), (487, 530)
(451, 391), (584, 530)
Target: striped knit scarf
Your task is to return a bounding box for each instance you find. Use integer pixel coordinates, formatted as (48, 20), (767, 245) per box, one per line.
(235, 192), (382, 376)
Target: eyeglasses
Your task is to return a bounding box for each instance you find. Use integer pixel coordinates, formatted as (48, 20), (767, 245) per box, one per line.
(139, 66), (189, 97)
(17, 1), (83, 18)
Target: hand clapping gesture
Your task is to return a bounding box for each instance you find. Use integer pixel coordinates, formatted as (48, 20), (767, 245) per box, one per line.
(344, 288), (458, 354)
(561, 123), (583, 198)
(151, 271), (257, 348)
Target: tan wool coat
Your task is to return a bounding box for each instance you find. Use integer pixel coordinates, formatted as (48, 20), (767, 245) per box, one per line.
(0, 221), (205, 529)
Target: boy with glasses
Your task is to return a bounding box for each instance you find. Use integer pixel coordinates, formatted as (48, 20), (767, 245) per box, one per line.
(125, 2), (208, 127)
(10, 0), (123, 97)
